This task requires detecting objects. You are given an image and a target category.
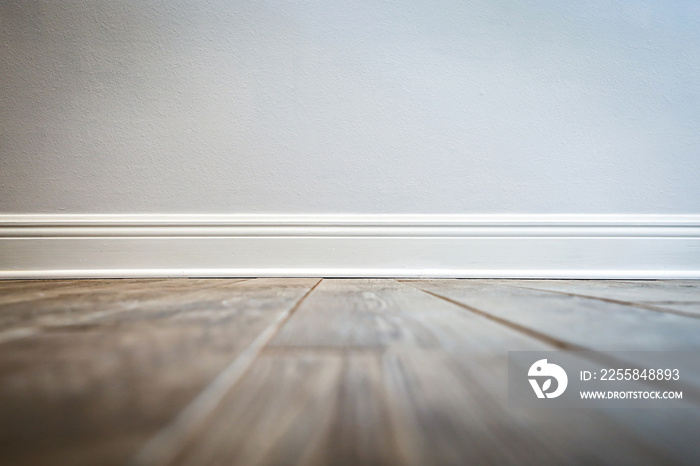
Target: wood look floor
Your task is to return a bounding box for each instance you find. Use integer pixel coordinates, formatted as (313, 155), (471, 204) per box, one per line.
(1, 278), (699, 465)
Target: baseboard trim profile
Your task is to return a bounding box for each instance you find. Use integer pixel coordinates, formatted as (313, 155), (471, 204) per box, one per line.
(2, 214), (700, 279)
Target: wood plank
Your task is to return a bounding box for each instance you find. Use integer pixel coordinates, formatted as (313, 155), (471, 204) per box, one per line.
(405, 280), (700, 350)
(270, 279), (440, 348)
(0, 278), (318, 466)
(0, 279), (252, 345)
(492, 279), (700, 316)
(174, 350), (681, 466)
(405, 279), (700, 394)
(0, 279), (169, 302)
(381, 350), (690, 466)
(0, 279), (251, 339)
(2, 278), (699, 465)
(0, 278), (226, 306)
(270, 279), (576, 354)
(174, 280), (697, 465)
(171, 351), (401, 466)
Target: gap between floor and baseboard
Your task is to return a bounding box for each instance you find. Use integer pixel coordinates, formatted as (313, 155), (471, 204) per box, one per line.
(1, 214), (699, 279)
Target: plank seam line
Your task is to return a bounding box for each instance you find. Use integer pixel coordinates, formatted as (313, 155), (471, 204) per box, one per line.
(129, 278), (323, 466)
(498, 283), (700, 320)
(406, 283), (700, 405)
(406, 285), (583, 351)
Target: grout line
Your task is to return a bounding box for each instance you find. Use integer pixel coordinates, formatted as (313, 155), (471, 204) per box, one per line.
(496, 283), (700, 320)
(129, 278), (323, 466)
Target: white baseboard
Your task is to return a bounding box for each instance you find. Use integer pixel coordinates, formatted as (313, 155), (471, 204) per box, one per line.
(2, 214), (700, 279)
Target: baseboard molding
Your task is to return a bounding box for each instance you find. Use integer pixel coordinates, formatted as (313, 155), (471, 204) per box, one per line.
(2, 214), (700, 279)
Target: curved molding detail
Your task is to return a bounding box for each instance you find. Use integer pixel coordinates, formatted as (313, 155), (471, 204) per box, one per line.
(2, 214), (700, 278)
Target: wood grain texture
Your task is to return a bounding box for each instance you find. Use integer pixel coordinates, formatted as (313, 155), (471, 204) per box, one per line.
(404, 279), (700, 397)
(1, 278), (699, 465)
(493, 279), (700, 316)
(173, 279), (699, 465)
(171, 352), (400, 466)
(0, 278), (318, 466)
(174, 349), (681, 466)
(0, 279), (253, 344)
(404, 279), (700, 350)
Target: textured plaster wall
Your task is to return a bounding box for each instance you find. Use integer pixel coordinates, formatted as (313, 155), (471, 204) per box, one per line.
(1, 0), (699, 214)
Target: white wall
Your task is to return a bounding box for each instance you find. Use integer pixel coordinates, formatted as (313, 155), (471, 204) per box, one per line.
(1, 0), (699, 215)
